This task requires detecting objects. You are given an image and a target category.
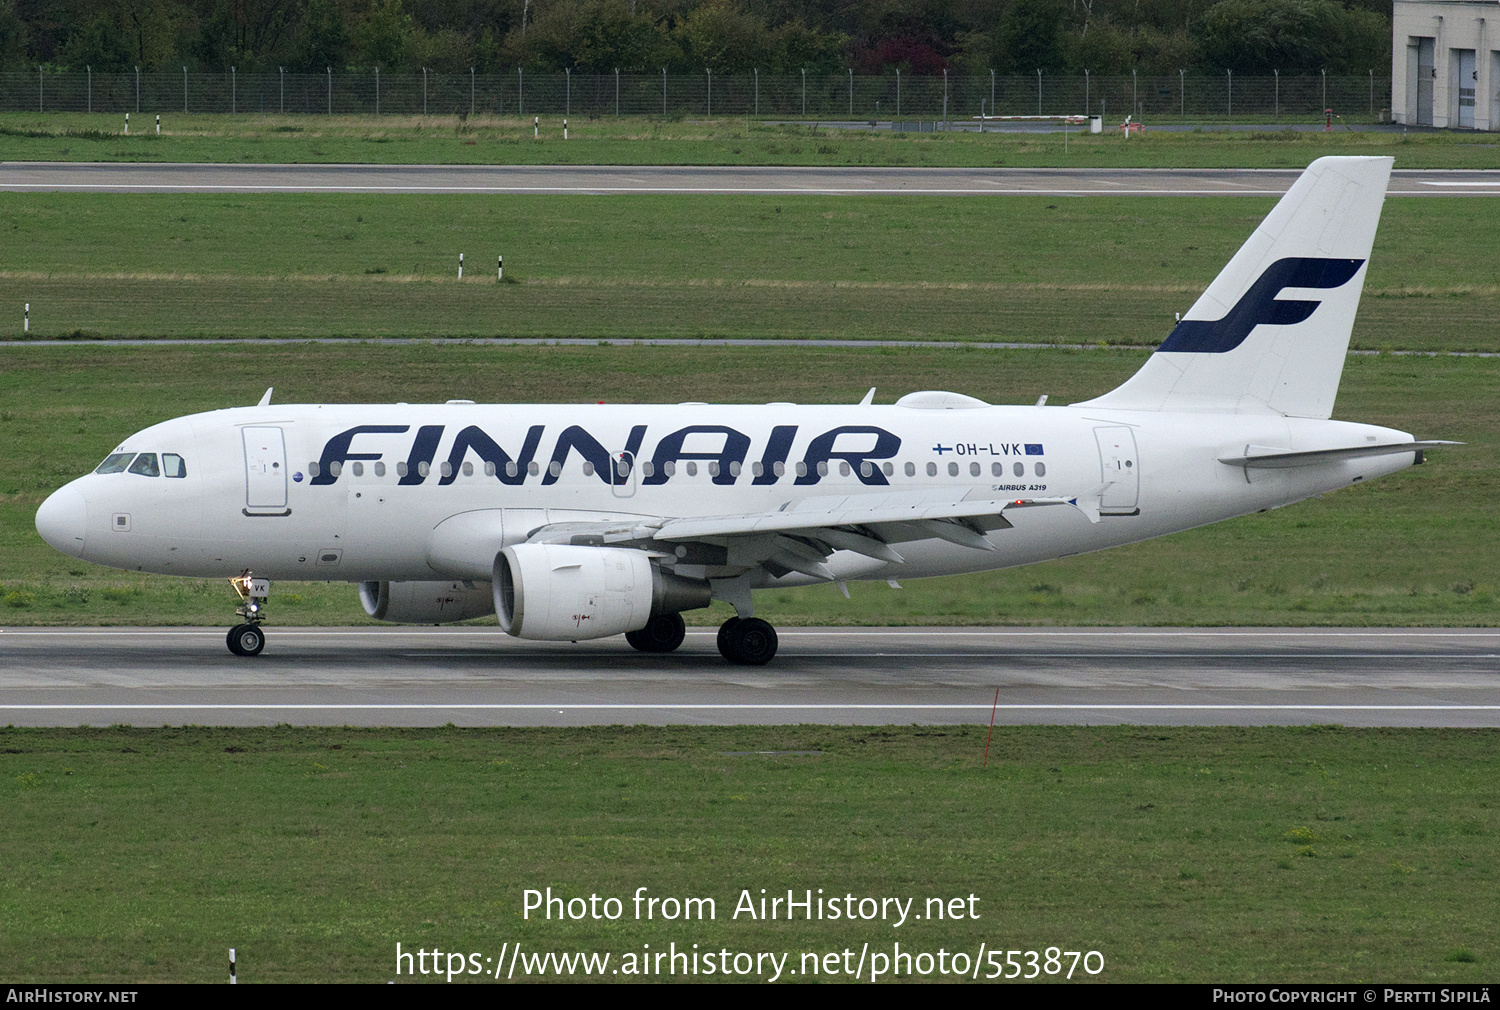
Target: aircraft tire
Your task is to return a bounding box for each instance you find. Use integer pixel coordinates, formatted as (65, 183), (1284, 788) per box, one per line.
(718, 617), (777, 665)
(626, 613), (686, 653)
(226, 623), (265, 657)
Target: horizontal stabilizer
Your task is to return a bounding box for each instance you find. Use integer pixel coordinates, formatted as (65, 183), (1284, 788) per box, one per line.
(1218, 441), (1461, 469)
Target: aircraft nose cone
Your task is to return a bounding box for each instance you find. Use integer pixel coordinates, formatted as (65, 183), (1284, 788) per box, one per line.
(36, 484), (87, 558)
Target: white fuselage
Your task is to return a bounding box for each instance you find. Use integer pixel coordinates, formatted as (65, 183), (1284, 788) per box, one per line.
(37, 400), (1415, 588)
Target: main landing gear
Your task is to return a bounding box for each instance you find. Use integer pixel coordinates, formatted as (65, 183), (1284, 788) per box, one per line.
(623, 612), (780, 664)
(625, 612), (687, 653)
(716, 617), (778, 665)
(226, 573), (268, 657)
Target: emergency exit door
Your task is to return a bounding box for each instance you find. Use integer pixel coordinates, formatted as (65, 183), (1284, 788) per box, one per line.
(243, 426), (289, 513)
(1095, 426), (1140, 514)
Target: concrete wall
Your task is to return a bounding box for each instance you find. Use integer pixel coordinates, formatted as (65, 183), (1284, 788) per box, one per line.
(1393, 0), (1498, 129)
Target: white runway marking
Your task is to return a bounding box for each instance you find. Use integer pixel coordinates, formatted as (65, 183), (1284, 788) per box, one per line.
(5, 703), (1499, 712)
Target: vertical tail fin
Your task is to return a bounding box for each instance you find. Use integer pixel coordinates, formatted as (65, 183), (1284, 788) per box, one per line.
(1077, 156), (1392, 419)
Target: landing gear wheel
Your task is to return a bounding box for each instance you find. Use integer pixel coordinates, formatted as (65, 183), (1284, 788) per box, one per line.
(226, 623), (265, 657)
(626, 613), (687, 653)
(717, 617), (778, 665)
(716, 617), (742, 656)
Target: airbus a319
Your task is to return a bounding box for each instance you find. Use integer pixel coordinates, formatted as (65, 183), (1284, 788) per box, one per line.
(34, 156), (1453, 664)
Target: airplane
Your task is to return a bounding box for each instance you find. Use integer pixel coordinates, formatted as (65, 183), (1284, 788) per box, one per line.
(34, 156), (1456, 664)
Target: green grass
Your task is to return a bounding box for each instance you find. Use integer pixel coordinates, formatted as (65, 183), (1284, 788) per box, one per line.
(0, 343), (1493, 627)
(1, 724), (1495, 982)
(2, 113), (1498, 168)
(1, 193), (1496, 351)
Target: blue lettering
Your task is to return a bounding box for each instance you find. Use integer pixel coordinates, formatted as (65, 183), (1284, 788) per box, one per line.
(796, 426), (901, 486)
(313, 425), (409, 485)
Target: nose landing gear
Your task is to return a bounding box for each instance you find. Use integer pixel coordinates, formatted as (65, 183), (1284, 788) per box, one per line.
(227, 573), (269, 657)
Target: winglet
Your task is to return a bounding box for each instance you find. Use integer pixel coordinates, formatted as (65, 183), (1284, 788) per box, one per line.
(257, 387), (273, 407)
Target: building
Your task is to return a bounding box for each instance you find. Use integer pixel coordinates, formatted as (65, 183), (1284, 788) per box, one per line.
(1392, 0), (1498, 129)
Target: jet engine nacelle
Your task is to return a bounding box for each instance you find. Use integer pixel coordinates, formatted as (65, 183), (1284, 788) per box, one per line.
(359, 580), (494, 624)
(494, 543), (711, 641)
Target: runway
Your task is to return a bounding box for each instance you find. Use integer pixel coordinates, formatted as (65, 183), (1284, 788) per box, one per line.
(2, 163), (1498, 196)
(3, 626), (1498, 728)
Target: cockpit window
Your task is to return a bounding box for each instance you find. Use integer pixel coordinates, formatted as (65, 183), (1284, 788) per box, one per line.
(127, 453), (160, 477)
(95, 453), (135, 474)
(162, 453), (187, 478)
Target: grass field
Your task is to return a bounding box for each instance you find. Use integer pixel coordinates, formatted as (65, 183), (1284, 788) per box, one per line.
(2, 113), (1498, 168)
(1, 724), (1495, 983)
(1, 193), (1496, 351)
(0, 343), (1493, 628)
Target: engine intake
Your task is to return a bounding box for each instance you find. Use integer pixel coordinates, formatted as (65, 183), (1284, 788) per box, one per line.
(494, 543), (710, 641)
(359, 580), (493, 624)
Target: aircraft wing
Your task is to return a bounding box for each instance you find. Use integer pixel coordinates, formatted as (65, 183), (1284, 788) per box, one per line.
(523, 486), (1103, 582)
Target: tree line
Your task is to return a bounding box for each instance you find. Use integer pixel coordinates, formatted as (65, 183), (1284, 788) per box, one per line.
(0, 0), (1393, 78)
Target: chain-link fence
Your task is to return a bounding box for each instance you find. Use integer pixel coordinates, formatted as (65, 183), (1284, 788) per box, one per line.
(0, 70), (1393, 120)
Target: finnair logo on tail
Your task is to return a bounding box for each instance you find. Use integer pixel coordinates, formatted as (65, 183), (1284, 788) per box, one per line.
(1158, 257), (1365, 354)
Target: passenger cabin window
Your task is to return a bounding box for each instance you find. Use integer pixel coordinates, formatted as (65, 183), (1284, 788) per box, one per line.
(686, 462), (698, 477)
(1035, 462), (1046, 477)
(926, 462), (937, 477)
(96, 453), (135, 474)
(883, 462), (894, 477)
(1013, 462), (1024, 477)
(643, 461), (656, 477)
(462, 462), (473, 477)
(375, 462), (387, 477)
(162, 453), (187, 478)
(127, 453), (160, 477)
(905, 462), (916, 477)
(351, 462), (364, 477)
(947, 462), (959, 477)
(970, 462), (981, 477)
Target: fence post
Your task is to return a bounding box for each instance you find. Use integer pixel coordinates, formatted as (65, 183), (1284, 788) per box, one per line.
(1179, 69), (1184, 116)
(896, 68), (901, 116)
(280, 67), (285, 113)
(1037, 69), (1041, 115)
(615, 68), (619, 116)
(991, 68), (995, 115)
(662, 67), (666, 115)
(327, 67), (332, 114)
(1131, 68), (1136, 116)
(707, 68), (711, 115)
(754, 68), (758, 116)
(87, 66), (91, 113)
(849, 68), (853, 115)
(1369, 69), (1374, 115)
(136, 66), (140, 112)
(565, 67), (570, 115)
(185, 66), (189, 113)
(1274, 69), (1279, 119)
(801, 68), (806, 117)
(471, 67), (475, 116)
(423, 67), (428, 115)
(1083, 68), (1089, 116)
(375, 67), (379, 114)
(232, 66), (236, 114)
(38, 64), (42, 112)
(1321, 67), (1326, 111)
(1226, 68), (1231, 116)
(519, 68), (523, 116)
(943, 67), (948, 125)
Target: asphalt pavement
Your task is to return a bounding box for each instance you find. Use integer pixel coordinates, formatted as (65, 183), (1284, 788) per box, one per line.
(4, 626), (1498, 728)
(1, 162), (1497, 195)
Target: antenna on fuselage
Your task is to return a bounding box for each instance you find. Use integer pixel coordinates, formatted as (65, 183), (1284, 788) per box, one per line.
(858, 387), (876, 406)
(257, 387), (273, 407)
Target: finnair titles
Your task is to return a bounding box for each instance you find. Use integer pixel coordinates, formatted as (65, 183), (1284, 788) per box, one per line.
(35, 157), (1455, 664)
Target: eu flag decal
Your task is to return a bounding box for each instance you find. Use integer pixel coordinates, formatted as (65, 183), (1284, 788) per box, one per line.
(1024, 444), (1044, 455)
